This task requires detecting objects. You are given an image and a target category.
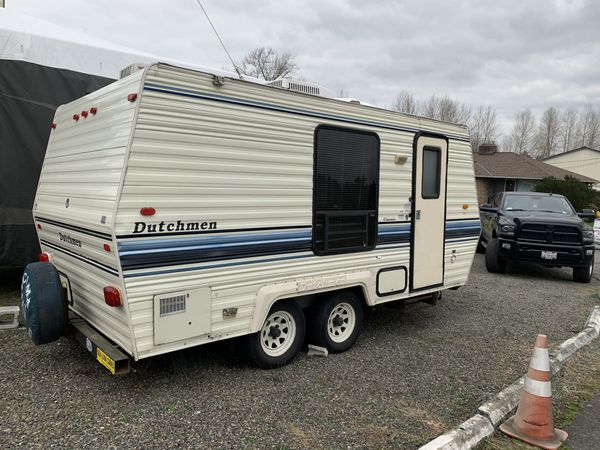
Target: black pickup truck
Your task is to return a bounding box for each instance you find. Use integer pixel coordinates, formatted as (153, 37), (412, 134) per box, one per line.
(479, 192), (595, 283)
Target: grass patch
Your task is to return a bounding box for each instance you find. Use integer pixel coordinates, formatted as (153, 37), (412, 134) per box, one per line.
(478, 341), (600, 449)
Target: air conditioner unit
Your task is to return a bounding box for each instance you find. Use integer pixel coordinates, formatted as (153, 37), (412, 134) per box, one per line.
(266, 78), (334, 98)
(119, 63), (146, 79)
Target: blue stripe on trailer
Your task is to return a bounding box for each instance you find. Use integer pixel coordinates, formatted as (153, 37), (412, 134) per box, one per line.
(119, 219), (481, 274)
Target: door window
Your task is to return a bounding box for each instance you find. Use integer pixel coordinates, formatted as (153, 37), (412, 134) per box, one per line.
(422, 146), (441, 199)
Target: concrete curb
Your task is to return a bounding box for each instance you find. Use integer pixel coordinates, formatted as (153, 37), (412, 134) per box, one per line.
(418, 305), (600, 450)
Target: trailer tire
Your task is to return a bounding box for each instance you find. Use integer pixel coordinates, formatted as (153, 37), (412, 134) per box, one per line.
(309, 291), (363, 354)
(573, 256), (594, 283)
(20, 262), (67, 345)
(485, 238), (506, 273)
(248, 301), (305, 369)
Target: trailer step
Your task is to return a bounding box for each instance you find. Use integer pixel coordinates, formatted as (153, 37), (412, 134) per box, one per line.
(0, 306), (20, 330)
(70, 318), (130, 375)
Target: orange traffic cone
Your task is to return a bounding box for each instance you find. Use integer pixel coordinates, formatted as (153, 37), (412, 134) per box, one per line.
(500, 334), (567, 449)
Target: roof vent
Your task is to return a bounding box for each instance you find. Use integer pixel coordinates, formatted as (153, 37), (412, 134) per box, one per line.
(478, 144), (498, 154)
(266, 78), (334, 98)
(120, 63), (146, 79)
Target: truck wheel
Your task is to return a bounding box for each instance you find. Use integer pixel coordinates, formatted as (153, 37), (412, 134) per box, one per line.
(20, 262), (67, 345)
(485, 238), (506, 273)
(308, 291), (364, 354)
(476, 235), (486, 254)
(248, 302), (305, 369)
(573, 257), (594, 283)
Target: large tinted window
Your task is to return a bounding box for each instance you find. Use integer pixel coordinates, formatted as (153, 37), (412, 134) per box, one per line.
(313, 126), (380, 254)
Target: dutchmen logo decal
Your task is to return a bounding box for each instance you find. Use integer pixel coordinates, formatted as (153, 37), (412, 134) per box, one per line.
(59, 232), (82, 247)
(133, 220), (218, 234)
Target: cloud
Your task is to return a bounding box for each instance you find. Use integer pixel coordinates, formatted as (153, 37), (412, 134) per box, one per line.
(9, 0), (600, 130)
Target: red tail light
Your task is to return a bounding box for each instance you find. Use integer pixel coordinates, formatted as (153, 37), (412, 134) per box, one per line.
(73, 114), (80, 121)
(51, 123), (57, 129)
(90, 107), (98, 115)
(103, 287), (122, 307)
(38, 252), (50, 262)
(127, 93), (138, 102)
(140, 207), (156, 216)
(81, 110), (89, 118)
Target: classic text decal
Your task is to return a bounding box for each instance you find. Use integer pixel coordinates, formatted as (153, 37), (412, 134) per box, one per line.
(133, 220), (218, 234)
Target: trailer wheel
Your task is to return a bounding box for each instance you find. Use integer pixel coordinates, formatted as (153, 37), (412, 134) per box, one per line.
(21, 262), (67, 345)
(248, 302), (305, 369)
(573, 256), (594, 283)
(309, 291), (364, 354)
(485, 238), (506, 273)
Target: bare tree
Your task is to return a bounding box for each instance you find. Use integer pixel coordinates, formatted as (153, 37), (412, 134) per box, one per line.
(395, 93), (471, 124)
(577, 104), (600, 148)
(469, 105), (500, 152)
(506, 110), (536, 155)
(392, 91), (418, 115)
(559, 107), (578, 152)
(437, 96), (472, 124)
(536, 107), (561, 159)
(238, 46), (298, 80)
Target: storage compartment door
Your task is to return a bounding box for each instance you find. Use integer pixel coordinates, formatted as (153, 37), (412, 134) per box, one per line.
(154, 287), (211, 345)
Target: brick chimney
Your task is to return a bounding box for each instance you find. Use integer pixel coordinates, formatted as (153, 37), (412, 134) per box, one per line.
(478, 144), (497, 154)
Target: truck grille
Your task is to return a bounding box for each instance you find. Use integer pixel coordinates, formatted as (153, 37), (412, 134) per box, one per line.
(518, 224), (580, 244)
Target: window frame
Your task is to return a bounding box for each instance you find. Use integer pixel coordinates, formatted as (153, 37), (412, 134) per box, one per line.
(421, 145), (442, 199)
(312, 124), (381, 256)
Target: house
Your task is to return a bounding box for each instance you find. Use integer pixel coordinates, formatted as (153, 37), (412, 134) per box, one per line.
(473, 144), (597, 205)
(543, 146), (600, 190)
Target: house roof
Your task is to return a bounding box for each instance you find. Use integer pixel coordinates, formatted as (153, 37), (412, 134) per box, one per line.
(542, 146), (600, 161)
(473, 151), (597, 183)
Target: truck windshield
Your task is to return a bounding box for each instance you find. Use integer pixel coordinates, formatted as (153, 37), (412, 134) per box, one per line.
(503, 195), (575, 215)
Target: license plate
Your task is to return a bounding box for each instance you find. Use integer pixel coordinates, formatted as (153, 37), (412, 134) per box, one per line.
(541, 251), (557, 260)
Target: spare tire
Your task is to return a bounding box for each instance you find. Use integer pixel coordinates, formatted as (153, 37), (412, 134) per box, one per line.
(21, 262), (67, 345)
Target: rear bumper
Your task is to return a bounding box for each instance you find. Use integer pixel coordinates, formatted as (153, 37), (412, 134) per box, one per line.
(498, 238), (594, 267)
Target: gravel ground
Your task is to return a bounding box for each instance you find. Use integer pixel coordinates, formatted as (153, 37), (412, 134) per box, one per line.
(1, 256), (599, 449)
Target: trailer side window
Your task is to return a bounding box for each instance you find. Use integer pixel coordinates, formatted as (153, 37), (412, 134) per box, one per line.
(421, 146), (441, 199)
(313, 126), (380, 254)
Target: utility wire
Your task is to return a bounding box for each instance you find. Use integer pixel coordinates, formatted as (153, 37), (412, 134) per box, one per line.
(194, 0), (243, 79)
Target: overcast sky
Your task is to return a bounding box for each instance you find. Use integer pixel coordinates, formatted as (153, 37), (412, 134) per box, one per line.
(10, 0), (600, 130)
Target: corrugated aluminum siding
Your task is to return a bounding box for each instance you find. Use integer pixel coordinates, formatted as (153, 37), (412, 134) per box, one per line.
(34, 72), (143, 355)
(116, 64), (478, 358)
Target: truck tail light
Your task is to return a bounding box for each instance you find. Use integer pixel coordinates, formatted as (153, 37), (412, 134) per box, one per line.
(103, 287), (122, 307)
(38, 252), (50, 262)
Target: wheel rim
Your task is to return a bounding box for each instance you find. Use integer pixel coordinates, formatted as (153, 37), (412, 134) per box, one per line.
(260, 310), (296, 357)
(327, 302), (356, 343)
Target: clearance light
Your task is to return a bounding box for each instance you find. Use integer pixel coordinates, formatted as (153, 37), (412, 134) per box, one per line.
(37, 223), (42, 229)
(103, 287), (122, 307)
(38, 252), (50, 262)
(90, 107), (98, 115)
(127, 93), (138, 102)
(73, 114), (80, 121)
(103, 243), (111, 252)
(462, 204), (469, 210)
(51, 123), (57, 129)
(140, 207), (156, 216)
(81, 110), (89, 118)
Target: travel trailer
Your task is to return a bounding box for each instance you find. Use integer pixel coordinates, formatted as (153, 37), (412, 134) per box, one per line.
(21, 63), (480, 373)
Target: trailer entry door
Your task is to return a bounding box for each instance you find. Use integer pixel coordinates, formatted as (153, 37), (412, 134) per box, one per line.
(410, 134), (448, 291)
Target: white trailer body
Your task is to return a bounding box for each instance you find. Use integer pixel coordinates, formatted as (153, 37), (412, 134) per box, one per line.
(32, 63), (480, 367)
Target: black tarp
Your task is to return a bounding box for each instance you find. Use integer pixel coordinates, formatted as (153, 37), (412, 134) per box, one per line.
(0, 60), (113, 268)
